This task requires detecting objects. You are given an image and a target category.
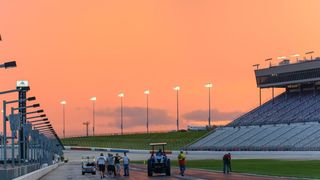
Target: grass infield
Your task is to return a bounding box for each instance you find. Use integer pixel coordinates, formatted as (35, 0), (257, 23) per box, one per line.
(62, 131), (209, 150)
(133, 159), (320, 179)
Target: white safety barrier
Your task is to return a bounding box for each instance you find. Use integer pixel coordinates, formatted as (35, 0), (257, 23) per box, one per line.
(13, 163), (63, 180)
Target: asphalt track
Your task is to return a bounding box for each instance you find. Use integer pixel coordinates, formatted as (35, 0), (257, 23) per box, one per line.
(41, 162), (294, 180)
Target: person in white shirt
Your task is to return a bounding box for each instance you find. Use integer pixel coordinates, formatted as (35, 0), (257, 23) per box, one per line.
(107, 153), (116, 176)
(96, 153), (106, 179)
(122, 152), (130, 176)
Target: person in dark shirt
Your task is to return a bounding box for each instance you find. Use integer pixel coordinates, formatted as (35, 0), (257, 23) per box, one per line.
(114, 153), (122, 176)
(223, 153), (229, 174)
(227, 153), (232, 172)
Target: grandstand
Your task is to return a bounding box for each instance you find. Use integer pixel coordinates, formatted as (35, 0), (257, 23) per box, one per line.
(186, 58), (320, 151)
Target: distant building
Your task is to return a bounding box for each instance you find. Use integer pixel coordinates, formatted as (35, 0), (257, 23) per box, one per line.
(187, 126), (207, 131)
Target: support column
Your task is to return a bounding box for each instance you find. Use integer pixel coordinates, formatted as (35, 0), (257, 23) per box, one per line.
(259, 88), (262, 106)
(272, 87), (275, 104)
(18, 89), (27, 162)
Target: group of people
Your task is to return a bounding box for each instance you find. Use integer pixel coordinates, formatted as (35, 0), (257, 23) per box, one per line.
(179, 151), (232, 176)
(96, 152), (130, 179)
(95, 151), (232, 178)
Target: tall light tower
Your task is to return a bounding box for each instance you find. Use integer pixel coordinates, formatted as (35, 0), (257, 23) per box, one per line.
(60, 100), (66, 138)
(118, 92), (124, 135)
(173, 86), (180, 131)
(144, 90), (150, 133)
(205, 83), (213, 127)
(90, 97), (96, 136)
(83, 121), (90, 137)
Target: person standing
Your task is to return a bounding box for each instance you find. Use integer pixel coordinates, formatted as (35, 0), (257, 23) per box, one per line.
(227, 153), (232, 172)
(123, 152), (130, 176)
(223, 153), (230, 174)
(97, 153), (106, 179)
(107, 153), (116, 177)
(178, 151), (186, 176)
(114, 153), (122, 176)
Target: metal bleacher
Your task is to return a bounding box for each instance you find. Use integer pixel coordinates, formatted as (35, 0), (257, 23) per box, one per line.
(187, 122), (320, 151)
(185, 59), (320, 151)
(185, 91), (320, 151)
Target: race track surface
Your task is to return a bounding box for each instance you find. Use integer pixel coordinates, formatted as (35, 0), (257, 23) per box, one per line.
(41, 162), (293, 180)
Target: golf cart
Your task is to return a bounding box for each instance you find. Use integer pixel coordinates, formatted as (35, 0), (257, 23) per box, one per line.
(81, 156), (96, 175)
(147, 143), (171, 176)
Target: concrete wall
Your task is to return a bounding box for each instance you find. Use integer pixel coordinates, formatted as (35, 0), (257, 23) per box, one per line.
(13, 163), (63, 180)
(0, 163), (40, 180)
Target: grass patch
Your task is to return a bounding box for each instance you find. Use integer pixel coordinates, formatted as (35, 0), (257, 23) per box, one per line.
(62, 131), (209, 150)
(133, 159), (320, 179)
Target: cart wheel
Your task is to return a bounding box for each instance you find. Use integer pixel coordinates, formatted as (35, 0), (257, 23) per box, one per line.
(147, 159), (153, 177)
(82, 172), (85, 175)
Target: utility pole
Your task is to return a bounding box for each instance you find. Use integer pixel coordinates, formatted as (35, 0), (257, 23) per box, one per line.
(83, 121), (90, 137)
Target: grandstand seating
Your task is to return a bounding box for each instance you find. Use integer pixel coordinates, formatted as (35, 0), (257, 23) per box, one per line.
(186, 122), (320, 151)
(229, 91), (320, 127)
(185, 90), (320, 151)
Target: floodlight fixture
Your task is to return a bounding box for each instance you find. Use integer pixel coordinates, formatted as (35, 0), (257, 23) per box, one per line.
(205, 82), (213, 88)
(144, 90), (150, 95)
(292, 54), (300, 61)
(27, 96), (36, 101)
(277, 56), (287, 60)
(60, 100), (66, 105)
(32, 103), (40, 108)
(3, 61), (17, 69)
(305, 51), (314, 55)
(173, 86), (180, 91)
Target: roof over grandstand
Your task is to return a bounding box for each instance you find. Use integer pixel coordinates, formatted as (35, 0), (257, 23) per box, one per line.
(255, 58), (320, 88)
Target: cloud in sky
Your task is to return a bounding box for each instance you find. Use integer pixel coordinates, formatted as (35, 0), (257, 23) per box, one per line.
(95, 107), (174, 128)
(93, 106), (242, 129)
(183, 109), (243, 122)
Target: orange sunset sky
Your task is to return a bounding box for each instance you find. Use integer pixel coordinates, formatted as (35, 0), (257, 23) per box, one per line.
(0, 0), (319, 137)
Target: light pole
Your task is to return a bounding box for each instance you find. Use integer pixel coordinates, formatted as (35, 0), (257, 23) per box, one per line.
(305, 51), (315, 60)
(292, 54), (300, 62)
(0, 89), (21, 167)
(144, 90), (150, 133)
(90, 97), (96, 136)
(60, 101), (66, 138)
(118, 93), (124, 135)
(83, 121), (90, 136)
(2, 96), (36, 167)
(265, 58), (272, 67)
(173, 86), (180, 131)
(205, 83), (213, 127)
